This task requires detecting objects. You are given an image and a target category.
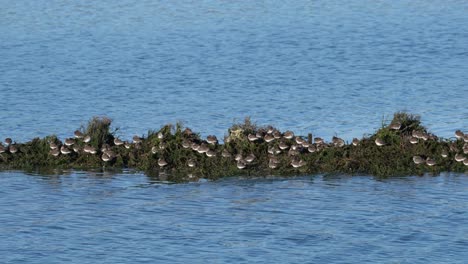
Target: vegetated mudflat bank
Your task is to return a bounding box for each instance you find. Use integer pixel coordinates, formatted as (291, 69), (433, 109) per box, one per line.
(1, 112), (467, 182)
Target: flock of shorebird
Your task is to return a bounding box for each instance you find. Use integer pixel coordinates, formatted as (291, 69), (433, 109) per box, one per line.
(1, 123), (467, 169)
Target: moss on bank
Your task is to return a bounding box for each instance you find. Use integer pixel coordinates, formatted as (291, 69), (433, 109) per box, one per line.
(0, 112), (467, 182)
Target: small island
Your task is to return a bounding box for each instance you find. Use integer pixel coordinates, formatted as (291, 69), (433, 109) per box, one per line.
(1, 112), (467, 182)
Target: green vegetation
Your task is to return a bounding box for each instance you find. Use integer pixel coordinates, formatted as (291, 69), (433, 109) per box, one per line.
(0, 112), (466, 182)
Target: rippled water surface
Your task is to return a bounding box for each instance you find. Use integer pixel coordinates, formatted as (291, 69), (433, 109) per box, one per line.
(1, 1), (468, 263)
(1, 172), (468, 263)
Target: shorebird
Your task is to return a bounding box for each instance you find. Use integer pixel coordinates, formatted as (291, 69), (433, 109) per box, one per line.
(4, 138), (12, 146)
(375, 138), (385, 146)
(73, 146), (80, 153)
(273, 131), (282, 139)
(50, 149), (60, 157)
(314, 137), (324, 144)
(158, 158), (168, 167)
(49, 142), (59, 150)
(83, 135), (91, 143)
(221, 149), (231, 158)
(197, 144), (209, 154)
(114, 138), (124, 146)
(441, 149), (448, 158)
(207, 135), (218, 145)
(101, 153), (112, 162)
(187, 159), (196, 168)
(64, 138), (75, 146)
(124, 141), (131, 149)
(60, 146), (71, 155)
(426, 158), (436, 166)
(83, 145), (97, 154)
(332, 137), (345, 147)
(256, 131), (264, 139)
(291, 158), (306, 168)
(264, 134), (275, 143)
(151, 146), (158, 154)
(307, 145), (316, 153)
(464, 135), (468, 143)
(269, 157), (279, 169)
(463, 145), (468, 154)
(206, 150), (216, 157)
(236, 160), (247, 170)
(247, 134), (258, 142)
(133, 135), (142, 144)
(278, 141), (289, 150)
(464, 159), (468, 166)
(234, 154), (242, 161)
(181, 140), (191, 149)
(8, 145), (18, 154)
(389, 122), (401, 130)
(409, 137), (419, 144)
(413, 156), (425, 165)
(191, 143), (200, 151)
(283, 131), (294, 140)
(157, 132), (164, 139)
(455, 130), (464, 139)
(74, 130), (84, 139)
(295, 137), (305, 145)
(0, 145), (5, 153)
(245, 154), (256, 163)
(454, 154), (465, 162)
(183, 128), (193, 136)
(352, 138), (359, 146)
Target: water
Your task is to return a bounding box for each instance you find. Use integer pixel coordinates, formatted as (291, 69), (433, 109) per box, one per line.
(0, 172), (467, 263)
(1, 1), (467, 141)
(1, 1), (468, 263)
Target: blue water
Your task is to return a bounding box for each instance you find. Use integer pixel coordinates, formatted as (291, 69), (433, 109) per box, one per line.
(1, 1), (468, 263)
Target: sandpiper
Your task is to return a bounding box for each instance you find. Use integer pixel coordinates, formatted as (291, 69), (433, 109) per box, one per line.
(206, 150), (216, 157)
(157, 132), (164, 139)
(197, 144), (210, 154)
(114, 138), (124, 146)
(409, 137), (419, 144)
(50, 149), (60, 157)
(269, 157), (279, 169)
(60, 146), (71, 155)
(5, 138), (12, 146)
(73, 146), (80, 153)
(83, 135), (91, 143)
(183, 128), (193, 136)
(181, 140), (191, 149)
(235, 154), (242, 161)
(454, 154), (465, 162)
(256, 131), (264, 139)
(0, 145), (5, 153)
(332, 137), (345, 147)
(273, 131), (282, 139)
(207, 135), (218, 145)
(151, 146), (158, 154)
(413, 156), (425, 165)
(264, 134), (275, 143)
(375, 138), (385, 146)
(74, 130), (84, 139)
(389, 122), (401, 130)
(245, 154), (256, 163)
(464, 159), (468, 166)
(455, 130), (464, 139)
(278, 141), (289, 150)
(291, 158), (306, 168)
(133, 135), (143, 144)
(266, 127), (274, 134)
(420, 133), (429, 141)
(221, 149), (231, 158)
(463, 145), (468, 154)
(441, 149), (448, 158)
(464, 135), (468, 143)
(236, 160), (247, 169)
(8, 145), (18, 154)
(101, 153), (112, 162)
(124, 141), (131, 149)
(314, 137), (324, 144)
(308, 145), (316, 153)
(64, 138), (75, 146)
(284, 131), (294, 140)
(83, 145), (97, 154)
(295, 137), (305, 145)
(352, 138), (359, 146)
(187, 159), (196, 168)
(49, 142), (59, 150)
(247, 134), (258, 142)
(158, 158), (168, 167)
(191, 143), (200, 151)
(426, 158), (436, 166)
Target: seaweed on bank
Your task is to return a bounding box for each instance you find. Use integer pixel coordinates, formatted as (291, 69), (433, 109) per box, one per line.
(0, 112), (467, 181)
